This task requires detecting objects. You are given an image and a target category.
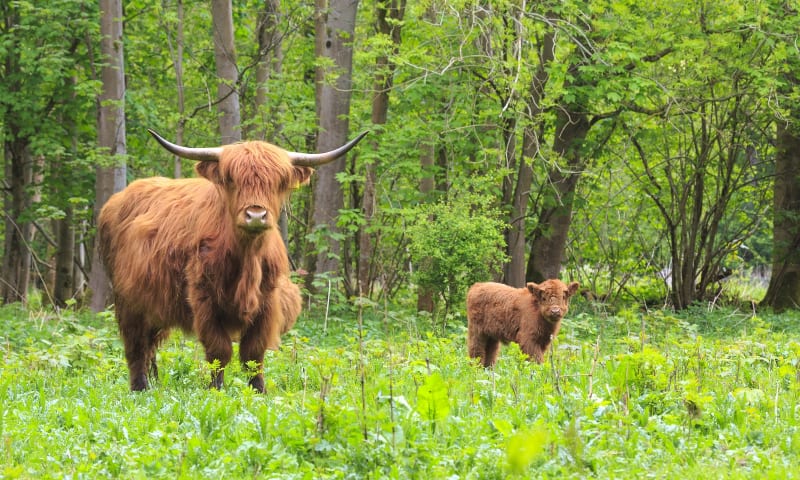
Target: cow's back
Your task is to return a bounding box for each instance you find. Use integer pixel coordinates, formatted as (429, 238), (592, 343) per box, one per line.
(98, 177), (221, 329)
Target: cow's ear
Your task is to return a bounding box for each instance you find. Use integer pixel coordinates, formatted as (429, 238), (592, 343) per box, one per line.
(567, 281), (580, 297)
(292, 166), (314, 187)
(526, 282), (540, 296)
(196, 161), (223, 183)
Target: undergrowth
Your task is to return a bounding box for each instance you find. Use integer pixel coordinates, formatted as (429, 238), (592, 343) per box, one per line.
(1, 301), (799, 479)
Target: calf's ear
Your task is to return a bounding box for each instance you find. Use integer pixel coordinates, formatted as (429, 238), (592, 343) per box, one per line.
(567, 281), (580, 296)
(526, 282), (541, 296)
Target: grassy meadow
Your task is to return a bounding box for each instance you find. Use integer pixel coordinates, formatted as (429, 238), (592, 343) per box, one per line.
(1, 295), (800, 479)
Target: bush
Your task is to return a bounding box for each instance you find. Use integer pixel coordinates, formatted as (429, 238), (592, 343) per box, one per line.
(407, 191), (508, 320)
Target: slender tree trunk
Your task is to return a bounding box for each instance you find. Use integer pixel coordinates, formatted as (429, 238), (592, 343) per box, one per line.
(53, 107), (78, 308)
(89, 0), (127, 312)
(416, 139), (436, 313)
(255, 0), (283, 141)
(0, 3), (34, 304)
(358, 0), (404, 296)
(505, 22), (556, 287)
(53, 206), (76, 307)
(254, 0), (289, 249)
(309, 0), (359, 276)
(500, 117), (521, 284)
(211, 0), (241, 144)
(763, 120), (800, 310)
(163, 0), (186, 178)
(1, 137), (35, 304)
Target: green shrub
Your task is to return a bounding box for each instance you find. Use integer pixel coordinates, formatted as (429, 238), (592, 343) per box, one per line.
(407, 191), (508, 321)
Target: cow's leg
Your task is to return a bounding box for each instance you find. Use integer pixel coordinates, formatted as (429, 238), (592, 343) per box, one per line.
(239, 304), (282, 393)
(116, 306), (152, 391)
(200, 332), (232, 390)
(193, 312), (232, 390)
(200, 330), (232, 390)
(147, 328), (170, 382)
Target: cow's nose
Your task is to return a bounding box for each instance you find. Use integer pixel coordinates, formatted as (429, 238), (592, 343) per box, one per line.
(245, 206), (269, 227)
(550, 307), (562, 316)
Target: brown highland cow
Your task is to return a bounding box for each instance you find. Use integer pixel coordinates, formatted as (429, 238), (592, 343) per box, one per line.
(98, 130), (366, 392)
(466, 279), (579, 367)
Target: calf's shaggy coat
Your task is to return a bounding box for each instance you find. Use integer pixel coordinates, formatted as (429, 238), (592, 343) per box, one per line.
(466, 279), (579, 367)
(98, 132), (364, 392)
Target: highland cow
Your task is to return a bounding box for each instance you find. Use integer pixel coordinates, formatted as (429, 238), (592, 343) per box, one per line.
(466, 279), (579, 367)
(98, 129), (366, 391)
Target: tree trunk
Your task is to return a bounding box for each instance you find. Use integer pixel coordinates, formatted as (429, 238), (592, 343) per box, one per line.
(53, 206), (76, 307)
(309, 0), (359, 276)
(416, 139), (436, 313)
(53, 113), (78, 308)
(505, 22), (556, 288)
(358, 0), (404, 296)
(89, 0), (127, 312)
(1, 137), (35, 304)
(164, 0), (186, 178)
(0, 3), (34, 305)
(255, 0), (283, 141)
(211, 0), (241, 144)
(763, 120), (800, 310)
(254, 0), (289, 250)
(526, 110), (589, 283)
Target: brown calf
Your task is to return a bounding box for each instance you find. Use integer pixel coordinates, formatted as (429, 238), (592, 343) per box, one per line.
(466, 279), (579, 367)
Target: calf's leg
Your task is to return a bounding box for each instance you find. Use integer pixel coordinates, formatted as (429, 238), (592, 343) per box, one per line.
(468, 329), (501, 368)
(519, 338), (548, 364)
(482, 338), (501, 367)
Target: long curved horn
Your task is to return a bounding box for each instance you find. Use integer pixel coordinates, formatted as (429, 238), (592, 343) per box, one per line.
(287, 131), (369, 167)
(148, 129), (223, 162)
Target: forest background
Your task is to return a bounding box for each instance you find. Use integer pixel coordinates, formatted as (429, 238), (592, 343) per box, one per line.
(1, 0), (799, 315)
(3, 1), (800, 478)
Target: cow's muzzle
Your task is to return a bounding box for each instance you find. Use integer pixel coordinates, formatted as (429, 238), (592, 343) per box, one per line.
(241, 206), (271, 233)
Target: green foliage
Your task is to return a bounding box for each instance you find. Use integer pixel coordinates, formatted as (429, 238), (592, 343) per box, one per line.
(2, 302), (800, 478)
(505, 423), (548, 475)
(416, 372), (450, 422)
(3, 0), (798, 312)
(406, 189), (509, 316)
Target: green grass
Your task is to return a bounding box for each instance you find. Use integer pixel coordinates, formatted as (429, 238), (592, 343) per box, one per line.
(1, 301), (800, 479)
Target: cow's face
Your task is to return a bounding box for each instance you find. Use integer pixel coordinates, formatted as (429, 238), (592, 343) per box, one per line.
(147, 129), (366, 240)
(196, 142), (313, 237)
(526, 279), (580, 323)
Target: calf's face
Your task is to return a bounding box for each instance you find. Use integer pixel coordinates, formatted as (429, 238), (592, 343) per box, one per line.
(527, 279), (580, 323)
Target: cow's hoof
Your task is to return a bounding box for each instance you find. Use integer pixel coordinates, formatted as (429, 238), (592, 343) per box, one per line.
(248, 376), (265, 393)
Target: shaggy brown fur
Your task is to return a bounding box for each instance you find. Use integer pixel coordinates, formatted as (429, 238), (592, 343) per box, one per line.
(466, 279), (579, 367)
(98, 141), (313, 392)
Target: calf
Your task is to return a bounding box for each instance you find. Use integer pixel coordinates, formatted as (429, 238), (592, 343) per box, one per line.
(466, 279), (579, 367)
